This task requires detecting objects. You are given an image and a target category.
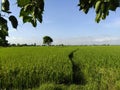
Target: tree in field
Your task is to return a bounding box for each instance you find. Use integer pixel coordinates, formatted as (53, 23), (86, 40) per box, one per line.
(43, 36), (53, 46)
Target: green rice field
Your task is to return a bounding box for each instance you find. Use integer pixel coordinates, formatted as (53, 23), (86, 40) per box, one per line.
(0, 46), (120, 90)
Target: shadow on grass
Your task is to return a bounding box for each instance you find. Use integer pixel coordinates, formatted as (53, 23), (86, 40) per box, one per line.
(69, 49), (86, 85)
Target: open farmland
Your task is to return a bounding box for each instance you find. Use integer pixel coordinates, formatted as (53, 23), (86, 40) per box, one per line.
(0, 46), (120, 90)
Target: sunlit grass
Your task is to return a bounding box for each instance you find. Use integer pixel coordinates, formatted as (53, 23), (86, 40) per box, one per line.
(0, 46), (120, 90)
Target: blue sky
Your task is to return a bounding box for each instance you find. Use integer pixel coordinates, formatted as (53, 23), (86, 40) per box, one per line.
(6, 0), (120, 45)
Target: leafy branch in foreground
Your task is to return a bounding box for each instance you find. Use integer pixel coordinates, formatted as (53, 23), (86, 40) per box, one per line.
(17, 0), (44, 27)
(0, 0), (18, 46)
(0, 0), (44, 46)
(78, 0), (120, 23)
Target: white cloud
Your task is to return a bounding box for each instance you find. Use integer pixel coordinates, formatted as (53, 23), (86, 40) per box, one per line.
(53, 36), (120, 45)
(7, 36), (120, 45)
(94, 37), (120, 42)
(7, 36), (42, 45)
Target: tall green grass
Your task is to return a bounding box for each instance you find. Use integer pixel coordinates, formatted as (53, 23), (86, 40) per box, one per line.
(1, 46), (120, 90)
(73, 46), (120, 90)
(0, 46), (74, 89)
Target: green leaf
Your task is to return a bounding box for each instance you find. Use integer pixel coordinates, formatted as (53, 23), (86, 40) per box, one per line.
(109, 0), (119, 11)
(23, 16), (32, 23)
(0, 17), (7, 25)
(20, 5), (35, 17)
(37, 0), (44, 11)
(31, 18), (37, 27)
(34, 7), (43, 23)
(17, 0), (31, 7)
(104, 0), (110, 2)
(2, 24), (8, 31)
(1, 0), (10, 12)
(0, 24), (8, 39)
(9, 15), (18, 29)
(37, 14), (42, 23)
(24, 4), (34, 13)
(19, 8), (29, 17)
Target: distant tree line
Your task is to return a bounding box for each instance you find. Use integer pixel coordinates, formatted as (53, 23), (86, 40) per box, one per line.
(9, 43), (37, 47)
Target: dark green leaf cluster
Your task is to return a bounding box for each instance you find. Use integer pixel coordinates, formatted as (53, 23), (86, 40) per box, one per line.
(0, 16), (8, 46)
(1, 0), (11, 13)
(78, 0), (120, 23)
(9, 15), (18, 29)
(0, 0), (18, 46)
(17, 0), (44, 27)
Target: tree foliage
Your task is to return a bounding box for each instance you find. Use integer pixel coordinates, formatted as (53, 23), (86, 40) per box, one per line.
(17, 0), (44, 27)
(43, 36), (53, 46)
(0, 0), (18, 46)
(0, 0), (44, 46)
(78, 0), (120, 23)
